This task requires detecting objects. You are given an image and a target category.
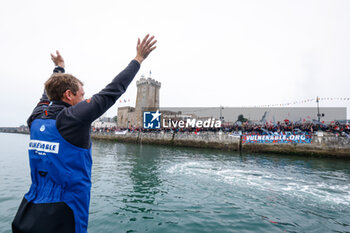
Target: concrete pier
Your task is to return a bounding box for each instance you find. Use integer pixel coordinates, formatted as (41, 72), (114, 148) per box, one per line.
(91, 131), (350, 158)
(1, 127), (349, 158)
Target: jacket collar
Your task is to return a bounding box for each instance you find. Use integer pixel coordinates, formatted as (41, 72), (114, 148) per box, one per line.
(50, 100), (71, 107)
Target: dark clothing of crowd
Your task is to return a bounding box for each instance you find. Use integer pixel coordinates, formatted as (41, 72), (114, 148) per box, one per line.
(93, 121), (350, 137)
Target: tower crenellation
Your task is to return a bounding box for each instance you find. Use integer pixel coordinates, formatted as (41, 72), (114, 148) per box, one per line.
(136, 77), (161, 88)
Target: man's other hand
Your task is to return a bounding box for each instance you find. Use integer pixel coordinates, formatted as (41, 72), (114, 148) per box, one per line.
(51, 50), (65, 68)
(135, 34), (157, 64)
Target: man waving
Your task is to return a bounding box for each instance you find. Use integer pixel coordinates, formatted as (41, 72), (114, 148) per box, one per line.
(12, 35), (157, 233)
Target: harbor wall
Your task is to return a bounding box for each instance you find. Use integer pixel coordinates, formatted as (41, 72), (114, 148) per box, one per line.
(1, 128), (349, 158)
(91, 131), (350, 158)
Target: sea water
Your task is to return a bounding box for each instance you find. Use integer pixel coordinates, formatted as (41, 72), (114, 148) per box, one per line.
(1, 133), (349, 233)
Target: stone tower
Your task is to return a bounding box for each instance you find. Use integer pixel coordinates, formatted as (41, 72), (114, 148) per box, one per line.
(117, 76), (161, 128)
(135, 76), (161, 111)
(134, 76), (161, 127)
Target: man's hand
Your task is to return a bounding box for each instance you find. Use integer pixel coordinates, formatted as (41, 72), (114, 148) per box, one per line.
(51, 50), (65, 68)
(134, 34), (157, 64)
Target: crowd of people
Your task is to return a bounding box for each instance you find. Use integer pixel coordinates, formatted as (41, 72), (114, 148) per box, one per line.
(92, 120), (350, 137)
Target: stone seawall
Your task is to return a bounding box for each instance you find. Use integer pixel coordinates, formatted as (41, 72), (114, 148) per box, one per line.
(92, 131), (240, 150)
(91, 132), (350, 158)
(1, 128), (349, 158)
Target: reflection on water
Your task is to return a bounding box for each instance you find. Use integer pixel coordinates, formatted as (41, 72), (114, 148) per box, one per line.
(128, 145), (163, 204)
(0, 134), (350, 233)
(121, 145), (164, 219)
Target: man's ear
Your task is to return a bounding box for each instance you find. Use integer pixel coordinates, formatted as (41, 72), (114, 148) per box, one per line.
(63, 89), (73, 101)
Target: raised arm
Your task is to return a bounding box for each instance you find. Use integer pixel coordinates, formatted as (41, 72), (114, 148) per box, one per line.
(27, 51), (67, 127)
(37, 51), (65, 103)
(62, 35), (157, 124)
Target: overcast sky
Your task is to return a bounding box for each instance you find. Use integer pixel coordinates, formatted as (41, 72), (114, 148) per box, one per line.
(0, 0), (349, 126)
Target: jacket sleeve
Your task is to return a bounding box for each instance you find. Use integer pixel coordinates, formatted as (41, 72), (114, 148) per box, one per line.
(60, 60), (140, 125)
